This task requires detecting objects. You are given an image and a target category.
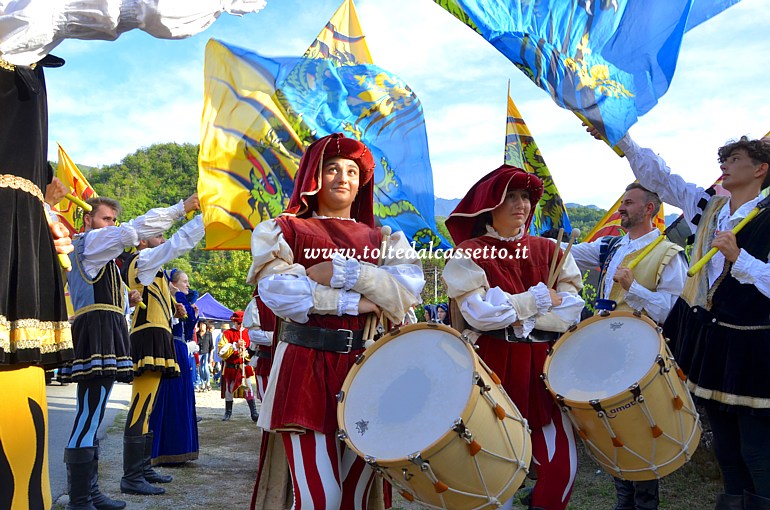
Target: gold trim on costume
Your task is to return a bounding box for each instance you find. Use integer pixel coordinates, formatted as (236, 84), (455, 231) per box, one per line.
(73, 303), (124, 318)
(0, 174), (45, 204)
(0, 58), (36, 71)
(0, 315), (72, 353)
(687, 380), (770, 409)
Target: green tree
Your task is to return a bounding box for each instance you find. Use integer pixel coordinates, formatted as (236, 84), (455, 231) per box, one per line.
(566, 204), (608, 241)
(189, 250), (253, 312)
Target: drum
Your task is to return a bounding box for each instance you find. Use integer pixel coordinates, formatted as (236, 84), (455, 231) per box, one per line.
(337, 323), (531, 509)
(542, 311), (701, 481)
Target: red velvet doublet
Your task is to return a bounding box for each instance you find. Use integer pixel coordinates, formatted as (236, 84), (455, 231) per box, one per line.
(459, 235), (561, 428)
(270, 216), (381, 433)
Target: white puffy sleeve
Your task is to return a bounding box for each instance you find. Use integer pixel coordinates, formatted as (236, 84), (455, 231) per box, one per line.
(0, 0), (266, 65)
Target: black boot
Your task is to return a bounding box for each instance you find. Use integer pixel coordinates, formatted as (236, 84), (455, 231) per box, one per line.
(91, 439), (126, 510)
(222, 400), (233, 421)
(64, 447), (98, 510)
(714, 493), (744, 509)
(143, 432), (172, 484)
(613, 477), (635, 510)
(120, 435), (164, 495)
(745, 490), (770, 510)
(247, 398), (259, 422)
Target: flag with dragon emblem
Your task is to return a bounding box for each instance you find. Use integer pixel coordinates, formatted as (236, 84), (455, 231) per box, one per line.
(54, 143), (97, 235)
(433, 0), (740, 145)
(199, 0), (449, 249)
(503, 90), (571, 238)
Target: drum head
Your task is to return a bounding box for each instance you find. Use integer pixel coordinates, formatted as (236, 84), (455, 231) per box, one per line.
(547, 314), (661, 401)
(340, 326), (475, 461)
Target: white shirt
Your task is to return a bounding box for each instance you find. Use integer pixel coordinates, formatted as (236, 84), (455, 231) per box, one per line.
(617, 134), (770, 299)
(134, 216), (205, 286)
(0, 0), (266, 65)
(443, 227), (585, 338)
(78, 201), (186, 279)
(568, 229), (687, 323)
(248, 217), (424, 325)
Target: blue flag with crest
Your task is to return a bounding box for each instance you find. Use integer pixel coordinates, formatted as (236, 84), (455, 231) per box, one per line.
(433, 0), (741, 145)
(199, 0), (450, 250)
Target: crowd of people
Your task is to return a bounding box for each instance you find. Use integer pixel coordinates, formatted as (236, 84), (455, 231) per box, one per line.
(3, 44), (770, 510)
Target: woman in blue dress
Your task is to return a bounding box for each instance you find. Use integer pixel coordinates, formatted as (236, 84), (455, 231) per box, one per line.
(149, 268), (200, 465)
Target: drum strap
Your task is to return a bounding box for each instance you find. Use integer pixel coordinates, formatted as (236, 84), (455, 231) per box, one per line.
(471, 327), (559, 343)
(279, 321), (366, 353)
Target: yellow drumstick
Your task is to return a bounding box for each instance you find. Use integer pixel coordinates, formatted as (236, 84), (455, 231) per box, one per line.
(137, 301), (147, 310)
(627, 234), (665, 270)
(65, 193), (92, 212)
(687, 198), (769, 277)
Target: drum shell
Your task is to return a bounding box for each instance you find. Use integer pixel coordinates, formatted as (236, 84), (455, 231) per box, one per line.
(338, 323), (532, 509)
(543, 312), (701, 481)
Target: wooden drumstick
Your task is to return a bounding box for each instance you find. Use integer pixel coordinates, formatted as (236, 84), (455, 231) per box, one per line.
(547, 228), (580, 288)
(364, 225), (391, 342)
(546, 227), (564, 287)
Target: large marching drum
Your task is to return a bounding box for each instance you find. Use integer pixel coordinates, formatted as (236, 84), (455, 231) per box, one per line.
(542, 311), (701, 481)
(337, 323), (531, 510)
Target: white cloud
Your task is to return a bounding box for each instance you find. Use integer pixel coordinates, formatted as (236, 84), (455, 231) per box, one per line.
(43, 0), (770, 214)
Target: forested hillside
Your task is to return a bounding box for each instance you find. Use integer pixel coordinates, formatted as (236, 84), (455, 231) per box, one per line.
(64, 143), (611, 310)
(61, 143), (254, 311)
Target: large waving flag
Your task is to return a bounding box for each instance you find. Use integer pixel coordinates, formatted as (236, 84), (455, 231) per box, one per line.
(55, 143), (97, 235)
(584, 191), (666, 243)
(504, 90), (571, 238)
(433, 0), (740, 145)
(199, 0), (449, 250)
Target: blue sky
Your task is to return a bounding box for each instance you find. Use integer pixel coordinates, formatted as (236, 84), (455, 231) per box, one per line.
(45, 0), (770, 210)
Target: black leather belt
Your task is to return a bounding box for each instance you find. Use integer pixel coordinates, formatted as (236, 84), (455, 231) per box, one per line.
(225, 363), (241, 369)
(255, 349), (272, 360)
(475, 327), (559, 343)
(279, 321), (365, 353)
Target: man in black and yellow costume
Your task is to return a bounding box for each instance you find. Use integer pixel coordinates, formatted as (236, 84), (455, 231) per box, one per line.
(120, 197), (204, 496)
(61, 194), (199, 508)
(0, 55), (75, 510)
(566, 183), (687, 510)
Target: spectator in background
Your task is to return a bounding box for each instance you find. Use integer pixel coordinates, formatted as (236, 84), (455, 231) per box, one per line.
(218, 312), (259, 422)
(423, 303), (437, 322)
(147, 269), (200, 467)
(435, 303), (451, 325)
(212, 323), (226, 388)
(198, 321), (214, 392)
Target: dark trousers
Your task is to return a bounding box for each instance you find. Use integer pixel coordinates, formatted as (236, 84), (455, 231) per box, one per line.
(614, 477), (659, 510)
(707, 405), (770, 498)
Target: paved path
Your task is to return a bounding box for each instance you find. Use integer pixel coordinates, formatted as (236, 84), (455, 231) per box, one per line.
(46, 381), (132, 504)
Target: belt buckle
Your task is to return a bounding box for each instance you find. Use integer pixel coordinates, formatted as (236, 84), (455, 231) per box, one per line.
(337, 329), (354, 353)
(504, 327), (516, 343)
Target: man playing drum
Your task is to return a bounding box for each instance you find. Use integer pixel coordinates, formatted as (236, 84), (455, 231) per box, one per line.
(247, 133), (424, 509)
(566, 183), (687, 510)
(597, 129), (770, 510)
(443, 165), (585, 510)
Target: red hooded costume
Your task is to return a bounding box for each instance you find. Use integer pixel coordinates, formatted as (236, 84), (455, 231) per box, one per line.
(447, 164), (560, 427)
(269, 133), (385, 433)
(444, 164), (577, 510)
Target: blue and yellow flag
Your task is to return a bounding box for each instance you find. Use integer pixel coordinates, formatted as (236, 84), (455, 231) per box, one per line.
(199, 0), (448, 250)
(504, 90), (571, 238)
(434, 0), (740, 145)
